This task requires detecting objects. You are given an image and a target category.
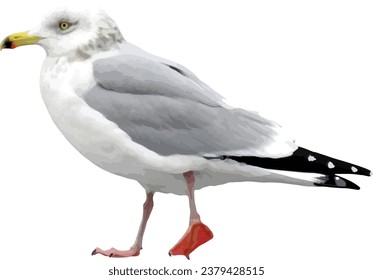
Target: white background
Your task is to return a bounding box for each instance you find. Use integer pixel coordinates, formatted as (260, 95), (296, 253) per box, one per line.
(0, 1), (372, 279)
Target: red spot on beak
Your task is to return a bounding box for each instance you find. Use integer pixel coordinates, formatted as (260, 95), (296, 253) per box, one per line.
(11, 42), (16, 49)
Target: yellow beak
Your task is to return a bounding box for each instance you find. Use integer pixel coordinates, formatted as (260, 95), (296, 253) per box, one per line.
(0, 31), (42, 50)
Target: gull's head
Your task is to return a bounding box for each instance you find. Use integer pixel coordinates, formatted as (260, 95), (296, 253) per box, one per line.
(1, 7), (125, 57)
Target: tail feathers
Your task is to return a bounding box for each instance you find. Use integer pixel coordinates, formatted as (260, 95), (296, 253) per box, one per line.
(315, 175), (361, 190)
(224, 147), (371, 177)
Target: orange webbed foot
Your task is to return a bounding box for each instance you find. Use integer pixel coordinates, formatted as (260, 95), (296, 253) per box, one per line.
(169, 220), (213, 259)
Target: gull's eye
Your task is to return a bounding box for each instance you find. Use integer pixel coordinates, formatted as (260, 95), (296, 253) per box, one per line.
(59, 22), (70, 30)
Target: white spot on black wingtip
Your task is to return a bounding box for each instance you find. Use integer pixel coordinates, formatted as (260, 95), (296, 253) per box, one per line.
(308, 155), (316, 162)
(328, 161), (335, 169)
(335, 176), (340, 180)
(351, 166), (358, 173)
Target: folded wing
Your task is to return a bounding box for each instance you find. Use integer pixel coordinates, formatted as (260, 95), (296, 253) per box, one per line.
(86, 44), (296, 158)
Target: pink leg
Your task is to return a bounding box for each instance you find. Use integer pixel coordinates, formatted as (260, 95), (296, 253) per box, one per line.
(92, 191), (154, 258)
(169, 171), (213, 259)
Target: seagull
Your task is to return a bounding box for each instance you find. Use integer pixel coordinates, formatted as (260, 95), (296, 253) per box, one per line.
(1, 7), (371, 259)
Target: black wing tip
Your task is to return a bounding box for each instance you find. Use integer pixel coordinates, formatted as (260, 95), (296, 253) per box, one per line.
(362, 169), (372, 177)
(349, 164), (371, 177)
(210, 147), (371, 178)
(314, 175), (361, 190)
(297, 147), (371, 177)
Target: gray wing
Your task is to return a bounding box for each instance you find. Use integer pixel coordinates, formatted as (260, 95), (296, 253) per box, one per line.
(93, 43), (224, 107)
(87, 44), (296, 158)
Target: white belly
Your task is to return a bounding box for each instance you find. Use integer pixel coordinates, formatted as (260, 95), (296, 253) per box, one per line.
(40, 58), (137, 177)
